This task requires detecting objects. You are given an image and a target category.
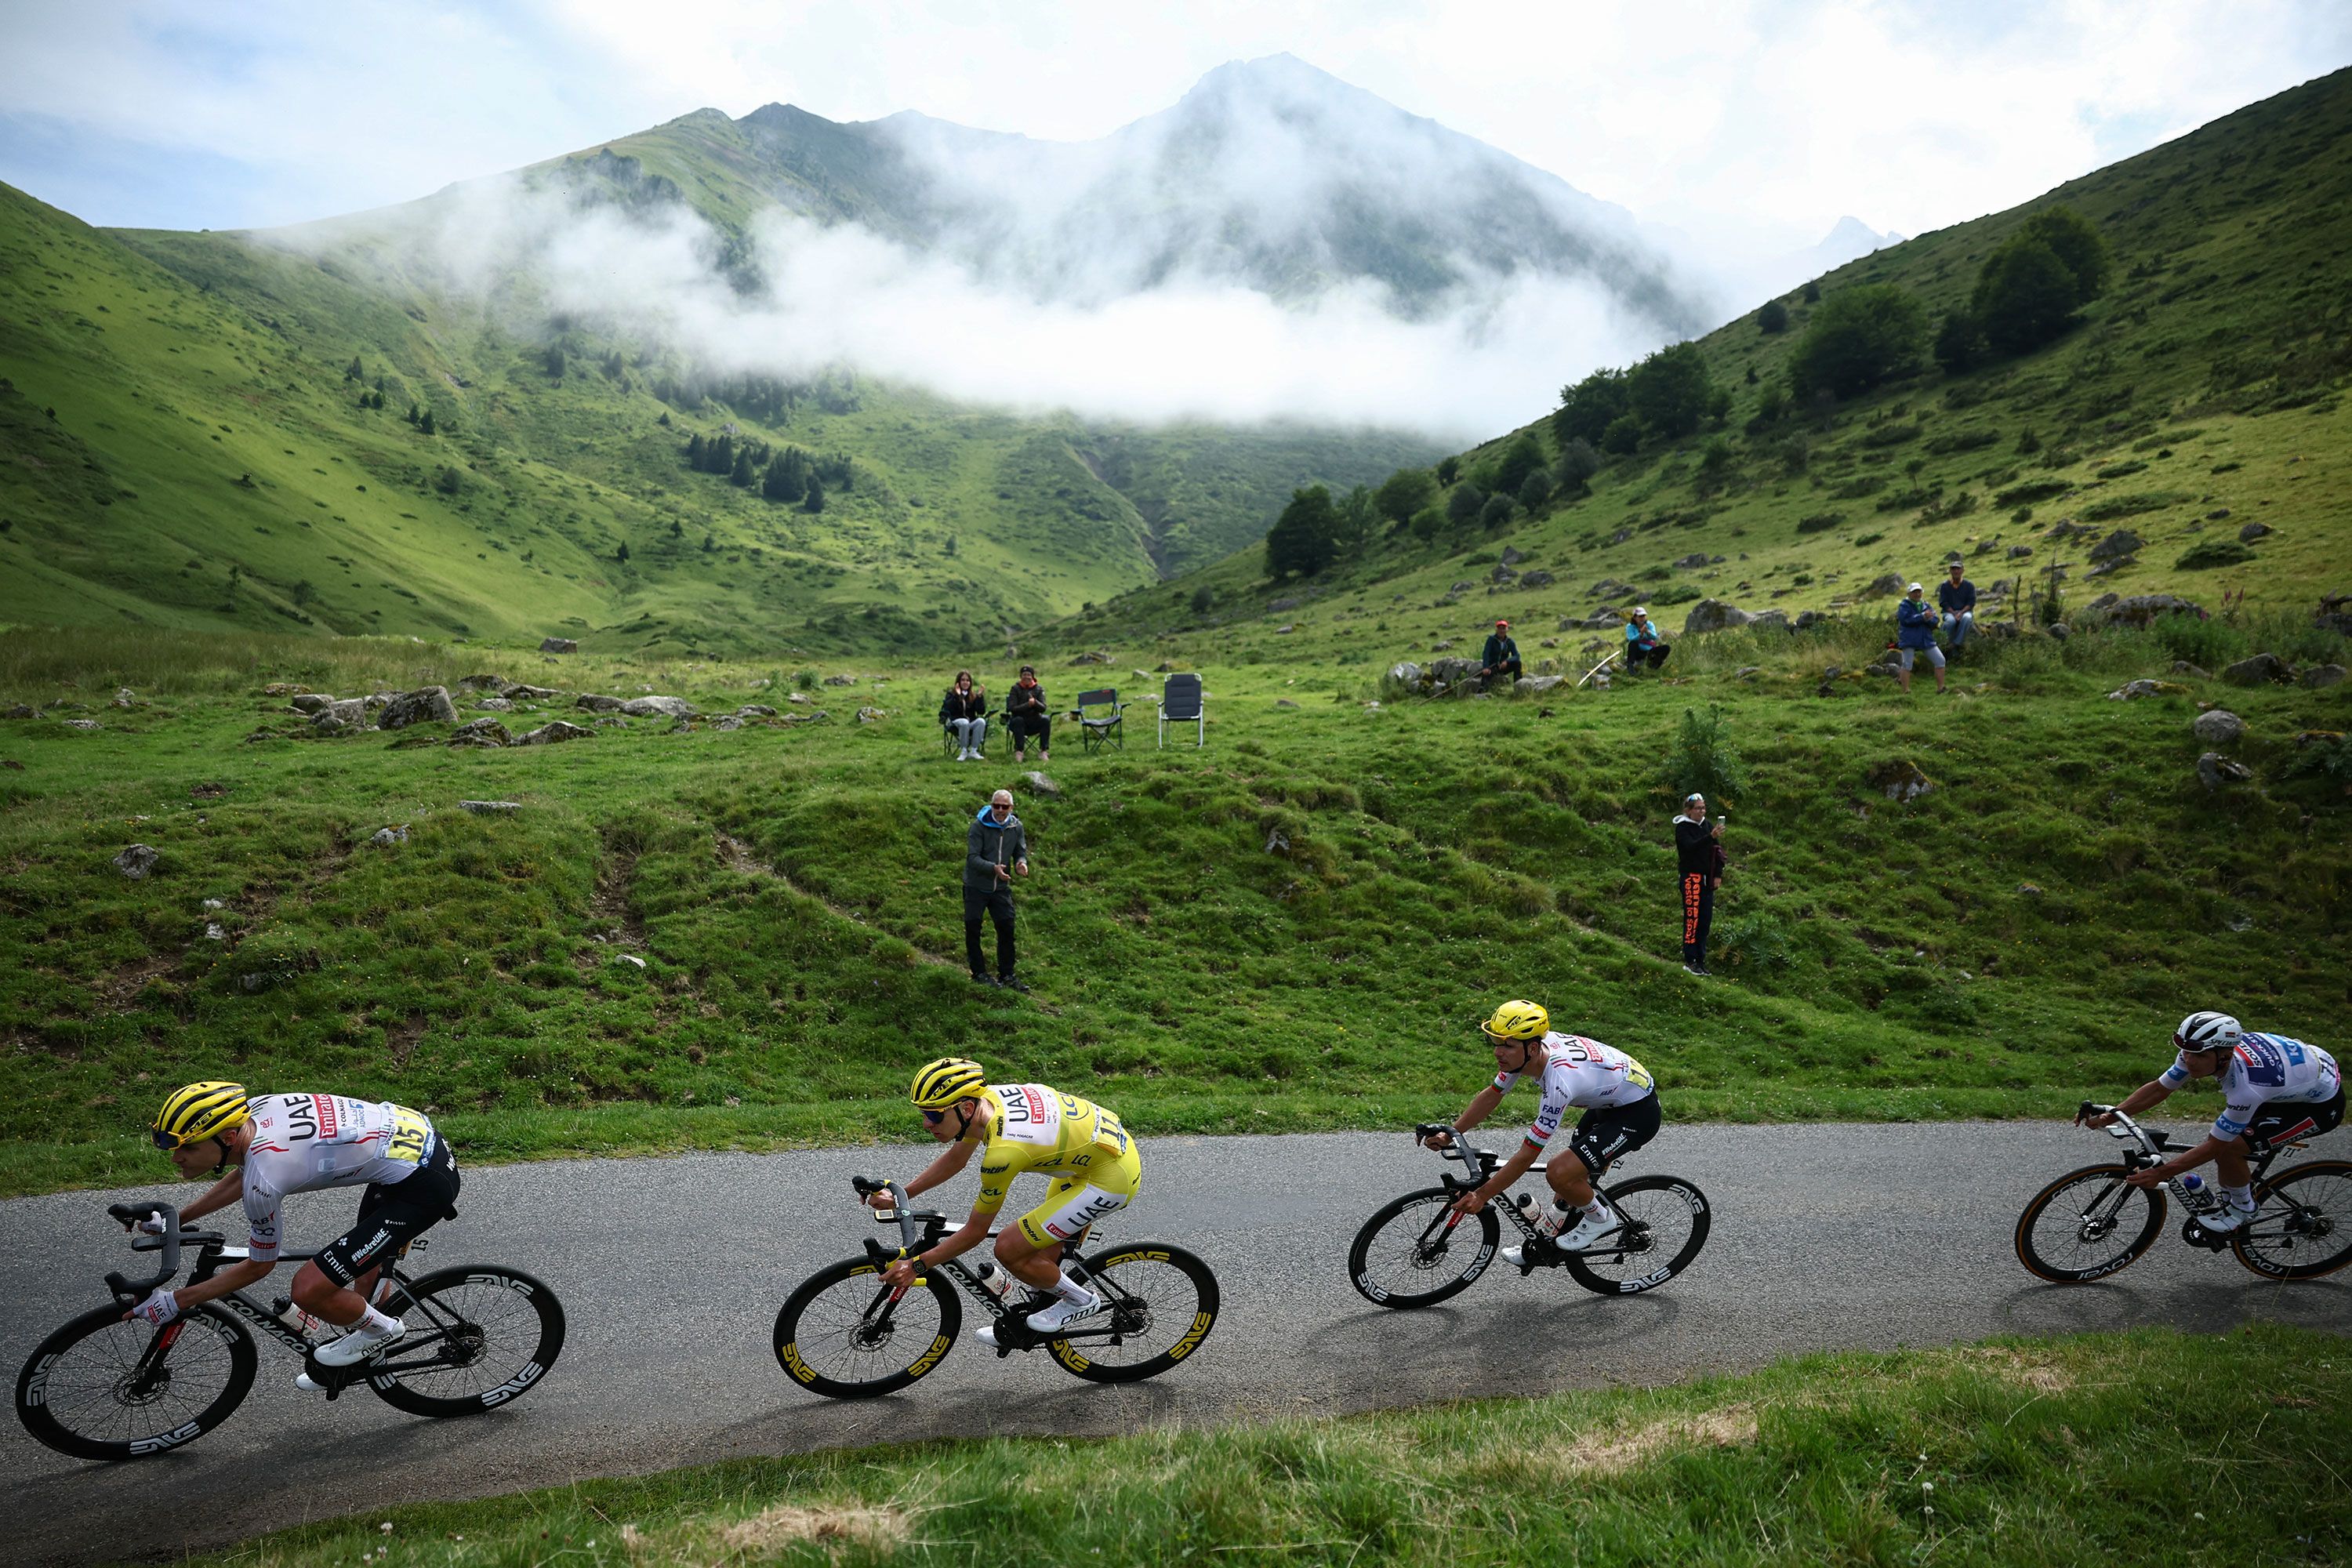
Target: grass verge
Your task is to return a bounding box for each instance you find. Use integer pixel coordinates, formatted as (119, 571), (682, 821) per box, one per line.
(179, 1324), (2350, 1567)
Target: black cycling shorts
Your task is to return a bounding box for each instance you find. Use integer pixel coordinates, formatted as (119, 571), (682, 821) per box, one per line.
(2246, 1084), (2345, 1151)
(1568, 1094), (1662, 1177)
(314, 1137), (460, 1288)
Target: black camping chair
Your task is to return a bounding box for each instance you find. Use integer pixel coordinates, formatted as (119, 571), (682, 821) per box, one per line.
(1073, 688), (1124, 753)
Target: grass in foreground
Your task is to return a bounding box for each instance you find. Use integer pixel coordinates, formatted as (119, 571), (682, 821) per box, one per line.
(179, 1325), (2350, 1567)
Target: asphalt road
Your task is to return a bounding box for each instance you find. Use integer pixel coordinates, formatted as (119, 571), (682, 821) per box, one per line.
(5, 1123), (2348, 1566)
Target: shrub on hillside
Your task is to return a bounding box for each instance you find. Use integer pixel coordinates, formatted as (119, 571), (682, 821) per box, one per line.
(1934, 309), (1990, 374)
(1436, 455), (1461, 485)
(1552, 367), (1631, 448)
(1995, 479), (2071, 507)
(1715, 911), (1794, 972)
(1479, 495), (1516, 529)
(1600, 414), (1643, 455)
(1376, 468), (1439, 528)
(1661, 704), (1750, 804)
(1265, 485), (1339, 579)
(2175, 539), (2255, 570)
(1495, 433), (1546, 497)
(1554, 438), (1600, 496)
(1517, 470), (1552, 510)
(1789, 285), (1929, 400)
(2081, 492), (2187, 521)
(1446, 482), (1486, 526)
(1758, 299), (1790, 335)
(1628, 342), (1715, 441)
(1973, 238), (2082, 354)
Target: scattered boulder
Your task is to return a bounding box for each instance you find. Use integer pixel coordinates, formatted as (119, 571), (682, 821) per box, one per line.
(455, 674), (507, 691)
(2239, 521), (2272, 543)
(1501, 546), (1527, 566)
(2016, 882), (2043, 898)
(260, 682), (308, 698)
(2007, 545), (2034, 559)
(2197, 752), (2254, 791)
(619, 695), (695, 719)
(2100, 593), (2207, 626)
(1428, 658), (1485, 689)
(1274, 698), (1300, 709)
(1490, 564), (1517, 584)
(2223, 652), (2292, 687)
(1682, 600), (1753, 635)
(2, 702), (34, 720)
(476, 696), (514, 712)
(2046, 622), (2071, 641)
(854, 706), (885, 724)
(311, 699), (366, 731)
(1388, 661), (1423, 684)
(1156, 660), (1178, 673)
(1865, 759), (1934, 802)
(370, 826), (408, 848)
(1267, 597), (1300, 612)
(1514, 675), (1566, 695)
(2172, 661), (2212, 679)
(2088, 529), (2143, 563)
(2302, 664), (2346, 690)
(63, 717), (101, 731)
(1747, 608), (1791, 633)
(2107, 680), (2186, 701)
(113, 844), (160, 879)
(738, 704), (778, 718)
(1674, 552), (1711, 570)
(448, 718), (512, 747)
(780, 710), (829, 724)
(1793, 610), (1835, 631)
(2193, 710), (2245, 746)
(289, 693), (333, 714)
(1276, 624), (1297, 634)
(1519, 570), (1555, 589)
(379, 686), (458, 731)
(539, 637), (578, 654)
(1431, 640), (1456, 652)
(1734, 666), (1762, 681)
(1066, 652), (1111, 666)
(1450, 580), (1475, 593)
(458, 800), (521, 815)
(822, 673), (860, 686)
(506, 684), (563, 702)
(1863, 573), (1906, 598)
(711, 716), (744, 731)
(1019, 771), (1060, 798)
(1608, 528), (1633, 545)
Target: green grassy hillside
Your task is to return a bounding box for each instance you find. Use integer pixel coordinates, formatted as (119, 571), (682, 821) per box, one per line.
(1069, 65), (2352, 652)
(0, 175), (1437, 655)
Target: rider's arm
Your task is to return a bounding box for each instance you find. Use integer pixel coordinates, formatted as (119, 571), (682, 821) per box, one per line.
(1475, 1138), (1543, 1204)
(158, 1255), (274, 1312)
(2107, 1077), (2176, 1120)
(902, 1134), (980, 1200)
(174, 1168), (245, 1224)
(915, 1208), (994, 1269)
(2146, 1131), (2236, 1182)
(1449, 1083), (1507, 1137)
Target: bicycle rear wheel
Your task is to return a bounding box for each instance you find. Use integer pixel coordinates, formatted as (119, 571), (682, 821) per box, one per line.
(367, 1266), (566, 1417)
(1049, 1242), (1218, 1383)
(1563, 1174), (1711, 1296)
(15, 1304), (256, 1461)
(1347, 1187), (1501, 1309)
(774, 1258), (962, 1399)
(2014, 1163), (2165, 1283)
(2233, 1161), (2352, 1280)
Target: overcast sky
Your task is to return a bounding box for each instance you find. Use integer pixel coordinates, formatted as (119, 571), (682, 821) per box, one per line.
(4, 0), (2347, 249)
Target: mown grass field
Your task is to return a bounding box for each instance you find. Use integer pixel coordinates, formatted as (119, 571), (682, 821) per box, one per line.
(172, 1325), (2352, 1567)
(2, 607), (2343, 1195)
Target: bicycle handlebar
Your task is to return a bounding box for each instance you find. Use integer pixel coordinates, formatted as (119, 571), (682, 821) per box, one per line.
(851, 1176), (924, 1258)
(1412, 1123), (1497, 1177)
(104, 1202), (180, 1305)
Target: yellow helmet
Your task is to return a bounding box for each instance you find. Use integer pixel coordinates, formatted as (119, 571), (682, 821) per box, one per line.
(153, 1081), (250, 1152)
(1479, 1000), (1549, 1042)
(909, 1057), (987, 1109)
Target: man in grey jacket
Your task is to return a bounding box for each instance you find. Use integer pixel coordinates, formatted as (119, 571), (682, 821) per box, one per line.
(964, 789), (1032, 991)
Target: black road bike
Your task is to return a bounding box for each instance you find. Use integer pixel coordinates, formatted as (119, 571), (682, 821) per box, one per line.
(772, 1177), (1218, 1398)
(1348, 1124), (1711, 1308)
(2013, 1103), (2352, 1283)
(15, 1203), (565, 1461)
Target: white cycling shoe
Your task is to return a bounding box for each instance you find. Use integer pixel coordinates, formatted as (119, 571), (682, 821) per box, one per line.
(1555, 1201), (1621, 1250)
(2201, 1206), (2254, 1234)
(312, 1317), (405, 1368)
(1024, 1289), (1104, 1334)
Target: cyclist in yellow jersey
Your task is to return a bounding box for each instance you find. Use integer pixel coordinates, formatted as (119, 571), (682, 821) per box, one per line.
(876, 1058), (1142, 1341)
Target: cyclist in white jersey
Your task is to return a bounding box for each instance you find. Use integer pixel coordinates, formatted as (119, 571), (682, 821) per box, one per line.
(2086, 1011), (2343, 1232)
(132, 1082), (460, 1374)
(1422, 1000), (1662, 1264)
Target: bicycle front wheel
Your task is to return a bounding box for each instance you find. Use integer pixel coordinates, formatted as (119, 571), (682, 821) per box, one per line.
(1563, 1174), (1711, 1296)
(2014, 1163), (2165, 1283)
(1049, 1241), (1218, 1384)
(774, 1258), (962, 1399)
(368, 1266), (567, 1417)
(16, 1303), (256, 1461)
(1347, 1187), (1500, 1309)
(2234, 1161), (2352, 1280)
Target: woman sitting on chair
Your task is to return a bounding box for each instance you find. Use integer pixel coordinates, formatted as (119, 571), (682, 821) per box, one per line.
(1006, 666), (1051, 764)
(940, 670), (989, 760)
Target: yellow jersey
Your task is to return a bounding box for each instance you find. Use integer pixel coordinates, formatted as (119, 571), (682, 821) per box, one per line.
(972, 1083), (1139, 1214)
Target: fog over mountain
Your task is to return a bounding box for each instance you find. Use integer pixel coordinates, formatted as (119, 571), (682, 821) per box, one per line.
(262, 55), (1751, 441)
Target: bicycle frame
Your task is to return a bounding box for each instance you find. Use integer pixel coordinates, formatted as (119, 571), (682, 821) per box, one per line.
(850, 1178), (1141, 1352)
(108, 1201), (470, 1396)
(1407, 1124), (1646, 1265)
(2075, 1104), (2295, 1244)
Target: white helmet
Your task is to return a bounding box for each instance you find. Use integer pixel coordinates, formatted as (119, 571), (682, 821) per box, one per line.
(2173, 1011), (2241, 1054)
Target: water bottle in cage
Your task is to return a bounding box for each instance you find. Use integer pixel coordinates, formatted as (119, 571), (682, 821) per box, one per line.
(2179, 1174), (2221, 1216)
(971, 1260), (1017, 1303)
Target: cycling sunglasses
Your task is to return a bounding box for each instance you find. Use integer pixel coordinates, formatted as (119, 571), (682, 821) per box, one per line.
(151, 1128), (209, 1152)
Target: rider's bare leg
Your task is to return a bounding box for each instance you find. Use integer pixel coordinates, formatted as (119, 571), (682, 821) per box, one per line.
(1544, 1160), (1598, 1209)
(993, 1228), (1081, 1292)
(289, 1259), (383, 1328)
(2212, 1143), (2252, 1189)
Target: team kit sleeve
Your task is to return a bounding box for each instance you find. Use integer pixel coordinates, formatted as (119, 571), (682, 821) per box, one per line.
(241, 1173), (283, 1261)
(1525, 1075), (1570, 1147)
(2158, 1053), (2194, 1089)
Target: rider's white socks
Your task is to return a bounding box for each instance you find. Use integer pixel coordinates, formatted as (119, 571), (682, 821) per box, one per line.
(2222, 1184), (2255, 1214)
(1537, 1197), (1612, 1236)
(353, 1305), (401, 1339)
(1050, 1272), (1095, 1305)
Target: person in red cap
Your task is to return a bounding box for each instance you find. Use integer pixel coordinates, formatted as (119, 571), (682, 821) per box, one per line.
(1479, 619), (1523, 690)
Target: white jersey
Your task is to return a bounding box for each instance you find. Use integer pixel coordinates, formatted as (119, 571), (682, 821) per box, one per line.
(239, 1093), (440, 1261)
(2161, 1033), (2341, 1142)
(1493, 1033), (1657, 1148)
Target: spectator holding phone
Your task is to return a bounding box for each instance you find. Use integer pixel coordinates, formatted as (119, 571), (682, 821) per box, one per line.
(1673, 793), (1723, 977)
(1896, 583), (1948, 695)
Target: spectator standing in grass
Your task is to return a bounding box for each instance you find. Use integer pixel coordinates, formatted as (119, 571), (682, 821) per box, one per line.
(1673, 793), (1724, 977)
(1479, 620), (1523, 690)
(940, 670), (989, 760)
(1624, 608), (1671, 674)
(1005, 665), (1051, 764)
(1896, 583), (1949, 695)
(963, 788), (1031, 992)
(1938, 562), (1978, 652)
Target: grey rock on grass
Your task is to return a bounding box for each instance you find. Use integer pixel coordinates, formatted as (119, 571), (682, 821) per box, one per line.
(114, 844), (160, 879)
(379, 686), (459, 730)
(2192, 710), (2244, 746)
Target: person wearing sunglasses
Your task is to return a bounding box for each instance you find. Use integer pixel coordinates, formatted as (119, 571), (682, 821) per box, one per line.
(873, 1058), (1142, 1344)
(133, 1082), (459, 1379)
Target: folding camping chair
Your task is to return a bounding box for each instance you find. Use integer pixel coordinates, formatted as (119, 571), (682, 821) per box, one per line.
(1073, 688), (1124, 753)
(1158, 672), (1204, 749)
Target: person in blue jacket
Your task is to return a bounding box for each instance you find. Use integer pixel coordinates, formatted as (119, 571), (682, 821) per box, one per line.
(1895, 583), (1947, 695)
